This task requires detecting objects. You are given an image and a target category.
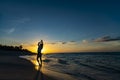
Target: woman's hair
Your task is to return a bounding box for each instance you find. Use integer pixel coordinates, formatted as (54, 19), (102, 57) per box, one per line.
(40, 40), (43, 44)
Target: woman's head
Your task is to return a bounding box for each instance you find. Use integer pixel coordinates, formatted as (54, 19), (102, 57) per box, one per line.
(40, 40), (43, 44)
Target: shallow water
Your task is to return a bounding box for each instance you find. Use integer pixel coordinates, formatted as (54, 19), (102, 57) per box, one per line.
(20, 52), (120, 80)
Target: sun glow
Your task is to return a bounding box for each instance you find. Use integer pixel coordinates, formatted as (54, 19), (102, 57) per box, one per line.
(23, 40), (116, 54)
(41, 47), (46, 53)
(23, 44), (49, 54)
(24, 43), (78, 54)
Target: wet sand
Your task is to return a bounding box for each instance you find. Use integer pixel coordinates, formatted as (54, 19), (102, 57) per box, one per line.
(0, 55), (56, 80)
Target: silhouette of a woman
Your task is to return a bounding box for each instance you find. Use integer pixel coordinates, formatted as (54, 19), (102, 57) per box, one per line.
(37, 40), (43, 66)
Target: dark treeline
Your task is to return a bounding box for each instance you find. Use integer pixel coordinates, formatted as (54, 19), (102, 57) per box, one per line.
(0, 44), (35, 56)
(0, 44), (32, 53)
(0, 44), (22, 51)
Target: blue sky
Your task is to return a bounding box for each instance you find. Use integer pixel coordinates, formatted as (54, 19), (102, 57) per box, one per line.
(0, 0), (120, 53)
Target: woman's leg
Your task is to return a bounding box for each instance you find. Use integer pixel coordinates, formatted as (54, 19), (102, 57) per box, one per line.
(40, 54), (42, 65)
(37, 55), (39, 63)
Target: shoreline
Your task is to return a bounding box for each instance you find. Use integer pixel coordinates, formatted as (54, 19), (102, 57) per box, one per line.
(20, 55), (76, 80)
(0, 55), (56, 80)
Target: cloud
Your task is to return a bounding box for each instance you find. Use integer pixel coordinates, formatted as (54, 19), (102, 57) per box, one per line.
(61, 41), (67, 44)
(94, 36), (120, 42)
(1, 27), (15, 34)
(58, 41), (77, 45)
(47, 42), (57, 45)
(69, 41), (76, 43)
(47, 41), (67, 45)
(67, 41), (76, 44)
(47, 41), (77, 45)
(14, 18), (30, 24)
(82, 40), (89, 43)
(7, 28), (15, 34)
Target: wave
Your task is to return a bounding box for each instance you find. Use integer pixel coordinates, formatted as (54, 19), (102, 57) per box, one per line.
(57, 59), (68, 65)
(43, 59), (51, 63)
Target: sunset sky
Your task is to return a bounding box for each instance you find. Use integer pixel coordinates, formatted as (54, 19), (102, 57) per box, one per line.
(0, 0), (120, 53)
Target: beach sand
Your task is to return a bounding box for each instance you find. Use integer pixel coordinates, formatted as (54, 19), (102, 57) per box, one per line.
(20, 55), (76, 80)
(0, 55), (57, 80)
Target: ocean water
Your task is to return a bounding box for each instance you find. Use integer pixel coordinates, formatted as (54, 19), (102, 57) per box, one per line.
(20, 52), (120, 80)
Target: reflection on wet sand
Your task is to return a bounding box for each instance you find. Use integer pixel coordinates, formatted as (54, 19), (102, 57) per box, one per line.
(20, 55), (77, 80)
(34, 65), (44, 80)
